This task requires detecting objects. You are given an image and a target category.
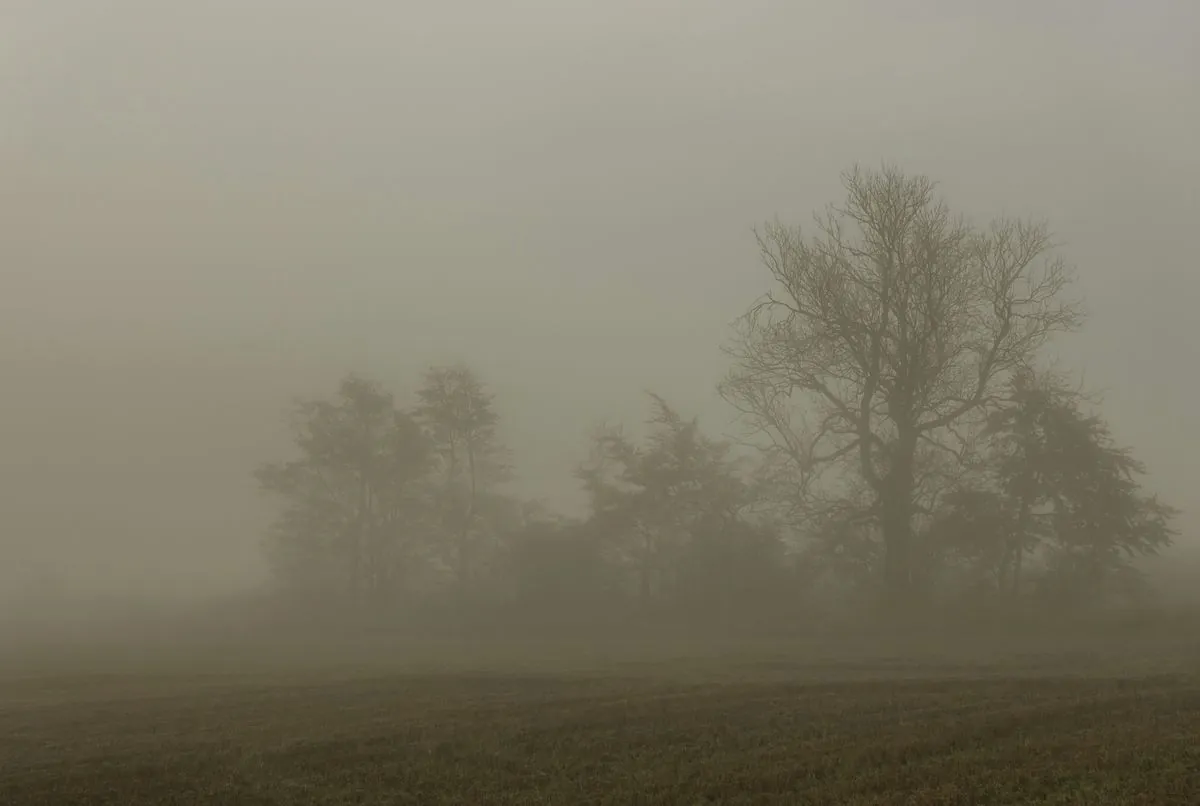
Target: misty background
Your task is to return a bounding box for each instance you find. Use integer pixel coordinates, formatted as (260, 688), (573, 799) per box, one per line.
(3, 0), (1197, 603)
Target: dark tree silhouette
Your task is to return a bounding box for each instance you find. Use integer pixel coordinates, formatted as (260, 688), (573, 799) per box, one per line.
(415, 364), (510, 597)
(578, 394), (781, 610)
(932, 370), (1177, 606)
(721, 165), (1081, 606)
(255, 375), (433, 603)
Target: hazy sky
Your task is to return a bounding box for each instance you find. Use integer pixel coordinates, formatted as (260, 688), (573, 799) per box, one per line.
(3, 0), (1197, 595)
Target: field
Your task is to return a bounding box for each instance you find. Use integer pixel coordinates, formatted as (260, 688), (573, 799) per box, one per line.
(2, 629), (1199, 805)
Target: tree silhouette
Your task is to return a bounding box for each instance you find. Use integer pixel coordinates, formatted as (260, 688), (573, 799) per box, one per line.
(255, 375), (433, 603)
(722, 165), (1081, 606)
(415, 364), (510, 597)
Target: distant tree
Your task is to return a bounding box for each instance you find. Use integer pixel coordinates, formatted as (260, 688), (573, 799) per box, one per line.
(931, 370), (1177, 606)
(501, 513), (617, 617)
(414, 365), (510, 597)
(926, 486), (1021, 600)
(796, 488), (884, 596)
(720, 165), (1081, 606)
(255, 375), (433, 604)
(578, 394), (780, 611)
(675, 515), (789, 622)
(457, 489), (533, 597)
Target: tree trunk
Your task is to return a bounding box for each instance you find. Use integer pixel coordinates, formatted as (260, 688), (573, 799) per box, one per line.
(879, 433), (918, 607)
(459, 443), (478, 600)
(1010, 490), (1035, 600)
(880, 496), (912, 600)
(350, 476), (371, 604)
(639, 529), (653, 605)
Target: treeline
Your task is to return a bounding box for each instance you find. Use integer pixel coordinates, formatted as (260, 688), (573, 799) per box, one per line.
(255, 166), (1178, 626)
(256, 375), (793, 624)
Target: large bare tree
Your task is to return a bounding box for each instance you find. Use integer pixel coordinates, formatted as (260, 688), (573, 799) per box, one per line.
(720, 165), (1081, 604)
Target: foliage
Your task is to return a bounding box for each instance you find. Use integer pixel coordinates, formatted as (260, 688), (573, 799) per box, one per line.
(415, 365), (511, 593)
(577, 394), (788, 610)
(500, 515), (618, 614)
(930, 370), (1178, 606)
(255, 375), (434, 603)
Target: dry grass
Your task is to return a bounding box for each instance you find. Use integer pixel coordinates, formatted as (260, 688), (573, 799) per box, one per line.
(2, 632), (1199, 805)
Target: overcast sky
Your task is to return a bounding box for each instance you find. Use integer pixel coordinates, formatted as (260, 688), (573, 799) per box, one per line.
(2, 0), (1197, 595)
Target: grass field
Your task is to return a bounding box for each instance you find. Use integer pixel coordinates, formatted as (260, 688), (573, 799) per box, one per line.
(2, 631), (1198, 805)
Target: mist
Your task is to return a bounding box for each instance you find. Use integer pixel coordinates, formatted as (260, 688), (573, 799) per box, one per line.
(8, 5), (1200, 804)
(3, 0), (1198, 614)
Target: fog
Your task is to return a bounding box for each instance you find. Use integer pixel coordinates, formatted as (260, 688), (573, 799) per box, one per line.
(3, 0), (1198, 617)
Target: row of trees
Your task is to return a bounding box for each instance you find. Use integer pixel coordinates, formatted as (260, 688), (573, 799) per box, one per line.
(255, 367), (512, 607)
(256, 166), (1178, 621)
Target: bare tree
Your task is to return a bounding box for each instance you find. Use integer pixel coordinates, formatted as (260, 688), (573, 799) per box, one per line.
(720, 165), (1081, 606)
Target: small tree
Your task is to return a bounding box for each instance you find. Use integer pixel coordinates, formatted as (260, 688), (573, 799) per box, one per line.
(932, 370), (1178, 607)
(578, 394), (776, 611)
(255, 374), (433, 604)
(721, 165), (1081, 606)
(1002, 373), (1175, 605)
(415, 364), (510, 597)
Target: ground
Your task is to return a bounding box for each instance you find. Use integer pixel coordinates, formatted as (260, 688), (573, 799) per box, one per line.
(1, 632), (1198, 804)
